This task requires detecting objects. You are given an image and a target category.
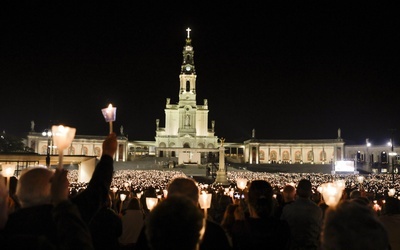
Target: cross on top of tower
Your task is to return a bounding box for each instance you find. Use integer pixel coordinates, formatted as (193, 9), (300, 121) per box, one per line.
(186, 27), (191, 38)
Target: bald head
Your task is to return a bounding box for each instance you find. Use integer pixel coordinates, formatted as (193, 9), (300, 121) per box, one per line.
(16, 167), (53, 208)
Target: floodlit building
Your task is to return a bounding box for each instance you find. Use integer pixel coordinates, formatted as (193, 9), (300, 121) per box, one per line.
(20, 28), (398, 174)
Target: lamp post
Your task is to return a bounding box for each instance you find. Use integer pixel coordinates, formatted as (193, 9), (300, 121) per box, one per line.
(366, 138), (371, 171)
(388, 138), (397, 185)
(42, 129), (52, 168)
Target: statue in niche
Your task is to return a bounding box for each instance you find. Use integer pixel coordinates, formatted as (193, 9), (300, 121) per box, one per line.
(120, 125), (124, 135)
(185, 114), (190, 126)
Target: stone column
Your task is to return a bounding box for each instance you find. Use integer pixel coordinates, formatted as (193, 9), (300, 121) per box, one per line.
(214, 142), (230, 185)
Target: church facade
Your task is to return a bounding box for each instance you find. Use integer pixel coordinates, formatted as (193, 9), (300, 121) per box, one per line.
(154, 28), (219, 164)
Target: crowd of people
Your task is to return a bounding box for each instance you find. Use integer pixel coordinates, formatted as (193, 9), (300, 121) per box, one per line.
(1, 133), (399, 249)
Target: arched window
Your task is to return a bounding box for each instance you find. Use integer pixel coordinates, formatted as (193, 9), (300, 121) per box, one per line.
(82, 146), (88, 155)
(68, 146), (75, 155)
(307, 151), (314, 161)
(282, 151), (290, 161)
(295, 151), (301, 162)
(270, 151), (277, 161)
(94, 147), (101, 157)
(320, 151), (327, 161)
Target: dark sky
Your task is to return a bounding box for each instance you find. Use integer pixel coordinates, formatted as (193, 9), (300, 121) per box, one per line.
(1, 1), (398, 145)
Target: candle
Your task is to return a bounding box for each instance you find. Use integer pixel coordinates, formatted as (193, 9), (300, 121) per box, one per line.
(52, 125), (76, 170)
(119, 193), (127, 214)
(146, 197), (158, 211)
(320, 182), (345, 207)
(101, 103), (117, 134)
(1, 164), (16, 192)
(236, 178), (248, 191)
(198, 192), (212, 219)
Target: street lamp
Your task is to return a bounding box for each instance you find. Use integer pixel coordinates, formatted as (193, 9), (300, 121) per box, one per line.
(388, 138), (397, 185)
(366, 138), (371, 170)
(42, 129), (52, 168)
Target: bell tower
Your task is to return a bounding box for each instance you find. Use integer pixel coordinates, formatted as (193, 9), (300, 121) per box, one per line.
(155, 28), (218, 164)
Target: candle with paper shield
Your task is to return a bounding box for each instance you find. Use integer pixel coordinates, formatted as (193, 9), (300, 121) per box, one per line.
(1, 164), (16, 191)
(236, 178), (247, 205)
(319, 182), (345, 207)
(199, 191), (212, 219)
(119, 193), (127, 214)
(236, 178), (248, 191)
(101, 103), (117, 134)
(52, 125), (76, 170)
(146, 197), (158, 211)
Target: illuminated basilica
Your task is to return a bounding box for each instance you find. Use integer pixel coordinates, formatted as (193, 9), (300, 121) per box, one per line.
(24, 28), (398, 172)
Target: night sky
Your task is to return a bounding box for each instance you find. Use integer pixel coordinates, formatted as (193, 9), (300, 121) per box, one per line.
(1, 2), (398, 145)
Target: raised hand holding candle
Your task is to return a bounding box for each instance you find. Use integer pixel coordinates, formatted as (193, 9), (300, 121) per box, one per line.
(52, 125), (76, 170)
(101, 103), (117, 134)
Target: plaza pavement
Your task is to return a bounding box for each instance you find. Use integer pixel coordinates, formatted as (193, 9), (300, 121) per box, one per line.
(113, 156), (368, 184)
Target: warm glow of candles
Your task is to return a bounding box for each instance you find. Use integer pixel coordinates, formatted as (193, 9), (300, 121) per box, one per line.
(199, 192), (212, 209)
(163, 189), (168, 198)
(52, 125), (76, 170)
(236, 178), (248, 190)
(335, 179), (346, 190)
(111, 187), (118, 193)
(2, 164), (16, 178)
(320, 182), (345, 207)
(52, 125), (76, 152)
(146, 197), (158, 211)
(101, 103), (117, 134)
(1, 164), (16, 191)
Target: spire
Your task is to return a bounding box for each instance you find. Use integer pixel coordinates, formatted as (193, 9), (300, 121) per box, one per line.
(181, 27), (195, 74)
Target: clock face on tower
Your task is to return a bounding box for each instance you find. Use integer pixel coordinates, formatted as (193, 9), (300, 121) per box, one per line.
(186, 66), (191, 71)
